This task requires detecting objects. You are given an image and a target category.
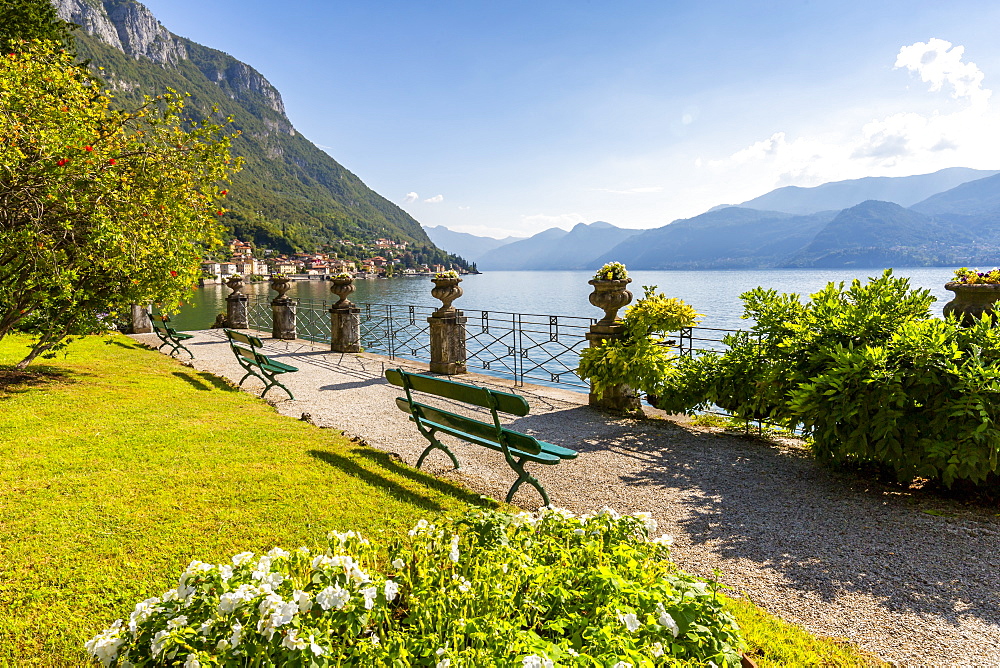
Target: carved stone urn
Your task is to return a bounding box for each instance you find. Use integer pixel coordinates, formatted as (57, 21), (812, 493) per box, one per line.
(943, 281), (1000, 326)
(330, 276), (356, 309)
(269, 276), (292, 300)
(225, 275), (244, 296)
(431, 276), (463, 317)
(588, 278), (633, 325)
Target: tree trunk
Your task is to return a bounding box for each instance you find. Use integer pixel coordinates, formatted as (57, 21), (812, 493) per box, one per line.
(15, 336), (62, 369)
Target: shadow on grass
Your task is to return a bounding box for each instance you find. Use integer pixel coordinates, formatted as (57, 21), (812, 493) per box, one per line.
(307, 448), (496, 513)
(171, 371), (240, 393)
(0, 365), (77, 399)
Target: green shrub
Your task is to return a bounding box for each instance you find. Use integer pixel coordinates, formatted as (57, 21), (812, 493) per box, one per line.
(86, 508), (744, 667)
(578, 286), (700, 397)
(656, 270), (1000, 487)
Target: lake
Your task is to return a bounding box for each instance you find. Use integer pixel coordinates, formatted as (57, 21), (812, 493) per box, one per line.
(173, 267), (960, 333)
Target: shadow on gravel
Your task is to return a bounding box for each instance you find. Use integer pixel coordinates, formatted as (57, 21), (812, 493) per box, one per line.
(598, 422), (1000, 627)
(319, 377), (385, 392)
(308, 448), (494, 512)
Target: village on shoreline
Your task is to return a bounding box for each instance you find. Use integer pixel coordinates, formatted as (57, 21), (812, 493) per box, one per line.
(199, 237), (477, 284)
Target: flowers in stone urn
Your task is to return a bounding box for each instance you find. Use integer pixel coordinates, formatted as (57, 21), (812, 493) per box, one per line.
(952, 267), (1000, 284)
(593, 261), (628, 282)
(269, 272), (292, 299)
(589, 262), (632, 326)
(430, 271), (462, 316)
(945, 267), (1000, 325)
(330, 273), (356, 308)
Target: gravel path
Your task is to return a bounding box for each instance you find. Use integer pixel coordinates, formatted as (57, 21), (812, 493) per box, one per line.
(135, 330), (1000, 666)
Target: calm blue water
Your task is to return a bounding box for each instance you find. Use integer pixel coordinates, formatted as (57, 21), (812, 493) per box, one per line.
(174, 267), (958, 332)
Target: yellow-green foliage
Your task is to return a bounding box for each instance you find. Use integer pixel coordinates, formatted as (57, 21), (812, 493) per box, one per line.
(0, 334), (477, 663)
(578, 286), (700, 396)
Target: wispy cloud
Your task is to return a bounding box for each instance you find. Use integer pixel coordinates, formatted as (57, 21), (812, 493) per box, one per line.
(705, 38), (999, 189)
(519, 213), (587, 230)
(404, 192), (419, 203)
(424, 194), (444, 203)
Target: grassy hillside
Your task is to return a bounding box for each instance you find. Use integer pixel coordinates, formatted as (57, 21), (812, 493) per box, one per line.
(73, 26), (463, 267)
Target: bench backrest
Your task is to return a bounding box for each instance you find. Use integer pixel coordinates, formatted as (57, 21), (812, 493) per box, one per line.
(385, 368), (529, 416)
(233, 344), (260, 365)
(225, 329), (263, 348)
(393, 397), (542, 455)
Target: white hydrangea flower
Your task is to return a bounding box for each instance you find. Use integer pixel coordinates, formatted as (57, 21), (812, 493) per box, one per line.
(384, 579), (400, 602)
(218, 565), (233, 581)
(149, 629), (169, 657)
(361, 586), (377, 610)
(266, 547), (290, 559)
(656, 603), (680, 637)
(651, 533), (674, 547)
(448, 535), (460, 563)
(262, 571), (285, 589)
(598, 506), (620, 519)
(282, 628), (307, 651)
(650, 641), (664, 657)
(183, 655), (200, 668)
(408, 519), (433, 536)
(612, 663), (633, 668)
(128, 597), (160, 635)
(293, 589), (312, 613)
(84, 620), (125, 667)
(231, 551), (254, 566)
(391, 558), (405, 570)
(370, 633), (380, 646)
(436, 660), (451, 668)
(312, 554), (333, 569)
(251, 555), (273, 580)
(618, 611), (640, 632)
(229, 622), (243, 648)
(167, 615), (188, 631)
(632, 511), (658, 534)
(522, 654), (554, 668)
(160, 589), (180, 603)
(198, 619), (213, 636)
(309, 634), (326, 656)
(316, 585), (350, 610)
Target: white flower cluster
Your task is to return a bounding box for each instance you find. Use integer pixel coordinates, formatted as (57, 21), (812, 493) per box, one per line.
(84, 536), (400, 666)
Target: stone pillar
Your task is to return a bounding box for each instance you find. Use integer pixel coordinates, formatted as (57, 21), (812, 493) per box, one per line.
(428, 311), (468, 375)
(271, 298), (296, 340)
(131, 304), (152, 334)
(586, 323), (641, 412)
(330, 305), (362, 352)
(225, 276), (248, 329)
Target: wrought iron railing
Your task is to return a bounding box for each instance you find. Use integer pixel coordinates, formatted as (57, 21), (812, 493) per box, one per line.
(244, 294), (744, 391)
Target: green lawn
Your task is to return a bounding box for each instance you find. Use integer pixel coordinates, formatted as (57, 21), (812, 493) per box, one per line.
(0, 334), (881, 666)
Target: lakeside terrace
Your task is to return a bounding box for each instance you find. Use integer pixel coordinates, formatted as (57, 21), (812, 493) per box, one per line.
(132, 327), (1000, 665)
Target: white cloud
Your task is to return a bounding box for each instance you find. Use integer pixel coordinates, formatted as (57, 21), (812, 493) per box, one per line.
(594, 186), (663, 195)
(424, 194), (444, 203)
(895, 38), (990, 108)
(704, 38), (1000, 192)
(404, 192), (419, 203)
(458, 205), (471, 211)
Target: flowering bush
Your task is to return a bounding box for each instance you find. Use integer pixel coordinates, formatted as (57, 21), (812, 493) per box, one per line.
(594, 262), (629, 281)
(952, 267), (1000, 284)
(86, 508), (743, 666)
(332, 272), (353, 280)
(434, 270), (460, 279)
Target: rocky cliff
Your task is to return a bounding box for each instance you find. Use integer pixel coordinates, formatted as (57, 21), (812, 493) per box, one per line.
(51, 0), (450, 260)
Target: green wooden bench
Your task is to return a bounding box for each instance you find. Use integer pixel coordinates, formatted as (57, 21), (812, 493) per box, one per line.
(225, 329), (299, 400)
(385, 368), (578, 506)
(149, 313), (194, 358)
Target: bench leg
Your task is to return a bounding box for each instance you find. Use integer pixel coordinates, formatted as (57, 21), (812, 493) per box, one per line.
(415, 429), (460, 470)
(506, 457), (550, 508)
(237, 370), (255, 388)
(260, 374), (294, 401)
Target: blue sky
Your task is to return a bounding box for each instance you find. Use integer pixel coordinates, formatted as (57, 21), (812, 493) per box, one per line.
(140, 0), (1000, 238)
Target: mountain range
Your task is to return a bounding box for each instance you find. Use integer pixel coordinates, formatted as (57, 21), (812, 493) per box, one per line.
(434, 169), (1000, 270)
(54, 0), (464, 268)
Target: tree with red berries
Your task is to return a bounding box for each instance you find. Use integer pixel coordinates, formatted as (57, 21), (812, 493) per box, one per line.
(0, 41), (242, 367)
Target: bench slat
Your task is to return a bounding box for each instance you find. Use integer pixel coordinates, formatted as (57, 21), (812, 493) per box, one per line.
(415, 417), (563, 464)
(226, 329), (264, 348)
(394, 397), (544, 456)
(385, 368), (529, 416)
